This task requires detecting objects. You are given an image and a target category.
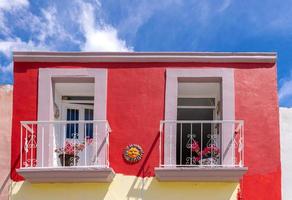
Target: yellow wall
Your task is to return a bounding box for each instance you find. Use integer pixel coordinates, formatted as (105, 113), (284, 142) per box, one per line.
(11, 174), (239, 200)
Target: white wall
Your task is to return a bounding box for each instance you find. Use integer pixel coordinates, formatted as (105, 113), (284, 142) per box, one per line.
(0, 85), (13, 200)
(280, 107), (292, 200)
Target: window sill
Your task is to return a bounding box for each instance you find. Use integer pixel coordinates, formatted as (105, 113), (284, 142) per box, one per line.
(155, 167), (247, 182)
(17, 167), (115, 183)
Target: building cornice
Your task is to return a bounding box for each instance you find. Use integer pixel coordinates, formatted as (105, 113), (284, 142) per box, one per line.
(13, 51), (277, 63)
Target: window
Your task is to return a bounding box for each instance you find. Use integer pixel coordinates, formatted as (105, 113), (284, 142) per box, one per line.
(177, 97), (218, 165)
(163, 68), (235, 167)
(155, 68), (246, 181)
(176, 82), (222, 166)
(37, 69), (108, 168)
(18, 68), (114, 183)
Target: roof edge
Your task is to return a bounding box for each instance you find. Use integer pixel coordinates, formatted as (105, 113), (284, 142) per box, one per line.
(13, 51), (277, 63)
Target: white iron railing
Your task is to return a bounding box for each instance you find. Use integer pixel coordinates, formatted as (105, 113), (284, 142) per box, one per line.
(19, 120), (111, 169)
(159, 120), (244, 168)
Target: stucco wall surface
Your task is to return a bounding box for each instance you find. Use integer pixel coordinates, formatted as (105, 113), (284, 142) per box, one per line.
(234, 67), (281, 200)
(280, 107), (292, 200)
(0, 85), (13, 200)
(10, 174), (238, 200)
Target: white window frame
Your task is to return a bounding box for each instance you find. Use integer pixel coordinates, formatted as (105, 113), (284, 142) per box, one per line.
(37, 68), (107, 167)
(164, 68), (235, 166)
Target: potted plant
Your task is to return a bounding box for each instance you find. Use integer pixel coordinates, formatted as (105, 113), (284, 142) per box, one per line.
(55, 141), (85, 166)
(199, 145), (220, 165)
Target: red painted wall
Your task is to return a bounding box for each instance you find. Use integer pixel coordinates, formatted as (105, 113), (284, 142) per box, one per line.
(235, 66), (281, 199)
(107, 68), (165, 177)
(11, 62), (281, 199)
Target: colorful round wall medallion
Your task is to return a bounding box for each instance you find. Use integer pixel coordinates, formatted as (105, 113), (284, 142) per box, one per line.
(123, 144), (144, 163)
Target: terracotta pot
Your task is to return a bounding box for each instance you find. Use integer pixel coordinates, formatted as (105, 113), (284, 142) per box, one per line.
(58, 154), (79, 166)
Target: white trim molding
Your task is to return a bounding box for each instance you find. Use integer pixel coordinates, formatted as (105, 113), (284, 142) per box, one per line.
(13, 51), (277, 63)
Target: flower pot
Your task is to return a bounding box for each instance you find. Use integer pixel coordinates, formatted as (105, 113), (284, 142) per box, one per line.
(58, 154), (79, 166)
(199, 157), (219, 165)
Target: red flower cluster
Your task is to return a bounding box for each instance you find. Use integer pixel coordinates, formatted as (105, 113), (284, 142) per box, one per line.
(193, 156), (201, 162)
(191, 141), (200, 154)
(191, 142), (221, 163)
(201, 145), (220, 157)
(55, 139), (92, 155)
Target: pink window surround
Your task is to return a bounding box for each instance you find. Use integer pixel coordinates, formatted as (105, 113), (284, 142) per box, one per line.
(37, 68), (108, 167)
(164, 68), (235, 166)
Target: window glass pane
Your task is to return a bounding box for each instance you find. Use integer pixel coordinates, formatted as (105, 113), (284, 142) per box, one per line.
(66, 109), (79, 139)
(85, 109), (93, 139)
(177, 108), (214, 120)
(85, 109), (93, 120)
(62, 96), (94, 101)
(177, 98), (215, 106)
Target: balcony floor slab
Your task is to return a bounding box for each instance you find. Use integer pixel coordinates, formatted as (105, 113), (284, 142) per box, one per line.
(155, 167), (247, 182)
(17, 167), (115, 183)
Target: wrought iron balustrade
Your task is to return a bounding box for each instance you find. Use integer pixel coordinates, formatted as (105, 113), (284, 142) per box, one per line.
(19, 120), (111, 169)
(159, 120), (244, 168)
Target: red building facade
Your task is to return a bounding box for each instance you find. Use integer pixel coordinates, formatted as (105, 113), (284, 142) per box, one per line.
(10, 52), (281, 200)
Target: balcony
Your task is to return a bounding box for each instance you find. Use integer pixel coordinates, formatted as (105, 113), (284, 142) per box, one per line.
(17, 120), (114, 183)
(155, 120), (247, 181)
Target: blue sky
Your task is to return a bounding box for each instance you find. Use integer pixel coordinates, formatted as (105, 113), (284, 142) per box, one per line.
(0, 0), (291, 107)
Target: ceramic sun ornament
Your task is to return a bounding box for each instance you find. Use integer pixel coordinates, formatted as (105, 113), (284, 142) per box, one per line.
(123, 144), (144, 163)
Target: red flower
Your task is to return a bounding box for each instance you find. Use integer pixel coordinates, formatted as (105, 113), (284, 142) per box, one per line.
(193, 156), (201, 162)
(191, 141), (200, 154)
(202, 145), (220, 158)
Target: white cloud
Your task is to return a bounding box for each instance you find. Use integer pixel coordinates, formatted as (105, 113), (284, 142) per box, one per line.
(0, 62), (12, 73)
(0, 38), (49, 58)
(0, 0), (28, 10)
(218, 0), (232, 12)
(79, 1), (132, 52)
(115, 0), (233, 42)
(0, 0), (133, 83)
(38, 7), (60, 42)
(0, 1), (132, 54)
(0, 37), (49, 83)
(118, 0), (182, 39)
(0, 62), (13, 83)
(37, 6), (76, 44)
(0, 0), (29, 36)
(81, 25), (132, 52)
(279, 77), (292, 102)
(0, 12), (9, 35)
